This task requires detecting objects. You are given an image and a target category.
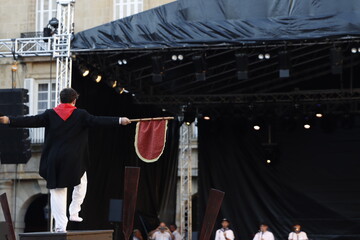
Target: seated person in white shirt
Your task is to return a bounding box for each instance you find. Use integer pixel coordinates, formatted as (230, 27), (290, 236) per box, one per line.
(253, 223), (275, 240)
(288, 224), (308, 240)
(149, 222), (174, 240)
(170, 224), (182, 240)
(215, 218), (235, 240)
(133, 229), (144, 240)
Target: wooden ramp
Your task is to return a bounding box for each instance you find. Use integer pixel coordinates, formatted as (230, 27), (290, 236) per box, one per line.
(19, 230), (113, 240)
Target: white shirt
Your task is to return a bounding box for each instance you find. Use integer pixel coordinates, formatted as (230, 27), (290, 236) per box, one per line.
(172, 230), (182, 240)
(253, 231), (275, 240)
(288, 231), (308, 240)
(152, 231), (172, 240)
(215, 228), (235, 240)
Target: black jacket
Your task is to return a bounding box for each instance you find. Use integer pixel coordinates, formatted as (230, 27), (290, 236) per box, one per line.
(10, 109), (119, 189)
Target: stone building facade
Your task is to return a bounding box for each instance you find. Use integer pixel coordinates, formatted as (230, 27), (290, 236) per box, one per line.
(0, 0), (174, 235)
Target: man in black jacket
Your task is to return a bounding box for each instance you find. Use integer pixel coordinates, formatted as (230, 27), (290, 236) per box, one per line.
(0, 88), (131, 232)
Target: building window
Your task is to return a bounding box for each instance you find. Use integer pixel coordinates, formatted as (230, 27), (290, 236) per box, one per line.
(114, 0), (143, 19)
(37, 83), (56, 114)
(24, 79), (56, 144)
(36, 0), (57, 32)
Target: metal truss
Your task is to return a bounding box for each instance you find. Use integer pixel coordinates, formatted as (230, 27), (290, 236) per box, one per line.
(0, 38), (53, 58)
(134, 89), (360, 105)
(179, 123), (193, 240)
(54, 0), (75, 104)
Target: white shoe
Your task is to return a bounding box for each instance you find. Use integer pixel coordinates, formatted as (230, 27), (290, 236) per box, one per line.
(69, 215), (83, 222)
(55, 228), (67, 233)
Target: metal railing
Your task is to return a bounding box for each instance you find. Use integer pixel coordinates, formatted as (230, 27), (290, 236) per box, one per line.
(29, 128), (45, 144)
(0, 37), (53, 57)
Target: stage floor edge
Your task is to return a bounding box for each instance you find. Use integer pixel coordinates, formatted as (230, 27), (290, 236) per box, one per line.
(19, 230), (113, 240)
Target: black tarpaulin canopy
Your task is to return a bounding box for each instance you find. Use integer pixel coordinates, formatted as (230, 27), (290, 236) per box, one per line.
(72, 0), (360, 51)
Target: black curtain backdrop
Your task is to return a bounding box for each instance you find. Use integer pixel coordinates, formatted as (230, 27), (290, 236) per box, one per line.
(198, 116), (360, 240)
(69, 73), (179, 235)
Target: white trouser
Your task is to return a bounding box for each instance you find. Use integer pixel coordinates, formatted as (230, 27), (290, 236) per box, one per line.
(50, 172), (88, 231)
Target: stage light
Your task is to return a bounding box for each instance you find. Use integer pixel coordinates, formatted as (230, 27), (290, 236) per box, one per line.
(106, 80), (117, 88)
(203, 116), (211, 120)
(118, 59), (128, 65)
(235, 53), (248, 80)
(178, 55), (184, 61)
(253, 125), (260, 131)
(91, 72), (102, 83)
(358, 48), (360, 53)
(279, 51), (290, 78)
(192, 55), (207, 81)
(79, 66), (90, 77)
(266, 159), (271, 164)
(316, 113), (323, 118)
(183, 108), (196, 125)
(265, 53), (271, 59)
(304, 124), (311, 129)
(351, 48), (357, 53)
(172, 55), (178, 61)
(258, 54), (264, 60)
(119, 88), (129, 94)
(330, 47), (343, 75)
(48, 17), (59, 29)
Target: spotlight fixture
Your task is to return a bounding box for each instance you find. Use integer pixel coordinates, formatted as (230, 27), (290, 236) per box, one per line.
(258, 53), (270, 60)
(183, 107), (196, 126)
(79, 65), (90, 77)
(91, 72), (102, 83)
(107, 80), (117, 88)
(279, 51), (291, 78)
(118, 59), (128, 65)
(171, 54), (184, 61)
(253, 125), (261, 131)
(304, 124), (311, 129)
(192, 55), (206, 81)
(172, 55), (178, 61)
(262, 143), (279, 166)
(351, 48), (357, 53)
(48, 17), (59, 29)
(235, 53), (248, 80)
(115, 86), (129, 94)
(315, 113), (323, 118)
(203, 116), (211, 120)
(152, 56), (164, 83)
(266, 159), (271, 164)
(330, 47), (343, 75)
(315, 104), (323, 118)
(178, 54), (184, 61)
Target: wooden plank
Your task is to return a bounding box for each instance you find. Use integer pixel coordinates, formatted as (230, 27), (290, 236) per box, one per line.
(122, 167), (140, 240)
(19, 230), (113, 240)
(199, 189), (225, 240)
(0, 193), (16, 240)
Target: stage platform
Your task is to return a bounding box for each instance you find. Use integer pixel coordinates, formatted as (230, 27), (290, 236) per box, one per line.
(19, 230), (113, 240)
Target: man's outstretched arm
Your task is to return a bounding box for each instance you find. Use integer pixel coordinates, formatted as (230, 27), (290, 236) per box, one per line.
(0, 112), (48, 128)
(84, 110), (131, 127)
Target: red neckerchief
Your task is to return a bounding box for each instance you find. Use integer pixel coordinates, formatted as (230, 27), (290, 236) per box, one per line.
(53, 103), (77, 121)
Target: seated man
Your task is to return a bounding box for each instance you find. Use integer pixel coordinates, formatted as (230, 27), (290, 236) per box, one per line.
(149, 222), (174, 240)
(253, 223), (274, 240)
(288, 224), (308, 240)
(0, 88), (131, 232)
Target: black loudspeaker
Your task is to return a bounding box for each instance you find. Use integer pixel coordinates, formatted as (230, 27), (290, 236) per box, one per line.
(109, 199), (123, 223)
(0, 89), (32, 164)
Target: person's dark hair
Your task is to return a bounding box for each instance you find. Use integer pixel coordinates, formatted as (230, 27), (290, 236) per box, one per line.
(60, 88), (79, 103)
(260, 223), (268, 227)
(170, 224), (177, 229)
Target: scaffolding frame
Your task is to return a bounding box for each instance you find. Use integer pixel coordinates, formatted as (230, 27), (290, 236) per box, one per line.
(179, 123), (193, 240)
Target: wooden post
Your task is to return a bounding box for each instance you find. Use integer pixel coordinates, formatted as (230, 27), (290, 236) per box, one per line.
(122, 167), (141, 240)
(0, 193), (16, 240)
(199, 189), (225, 240)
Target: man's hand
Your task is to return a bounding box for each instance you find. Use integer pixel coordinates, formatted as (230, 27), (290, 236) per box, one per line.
(0, 116), (10, 124)
(121, 117), (131, 125)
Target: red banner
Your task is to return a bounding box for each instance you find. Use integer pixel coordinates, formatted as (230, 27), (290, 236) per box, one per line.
(134, 120), (168, 163)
